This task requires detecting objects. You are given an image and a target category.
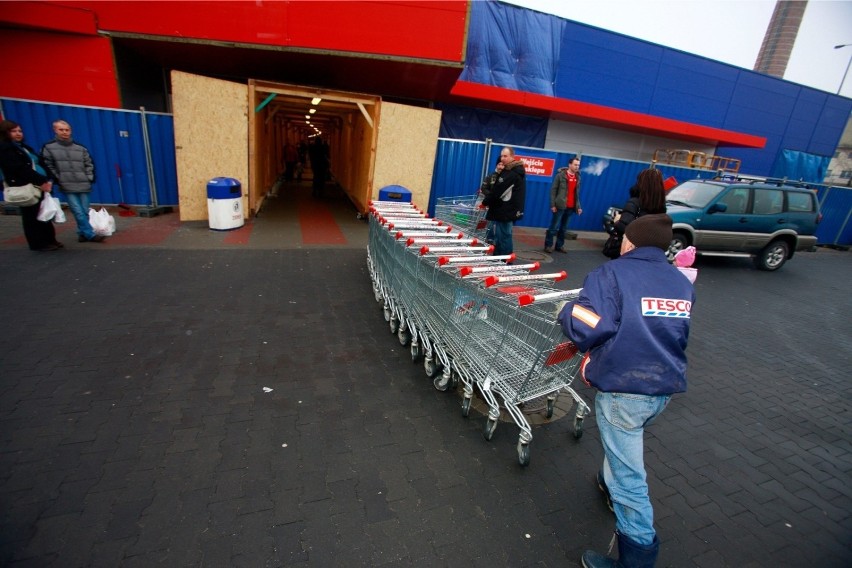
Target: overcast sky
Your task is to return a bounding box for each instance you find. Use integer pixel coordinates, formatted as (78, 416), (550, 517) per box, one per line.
(502, 0), (852, 97)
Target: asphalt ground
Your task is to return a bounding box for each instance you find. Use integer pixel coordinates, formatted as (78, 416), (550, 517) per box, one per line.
(1, 185), (850, 567)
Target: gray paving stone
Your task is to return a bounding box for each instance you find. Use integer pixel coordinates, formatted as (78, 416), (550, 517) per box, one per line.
(1, 220), (850, 567)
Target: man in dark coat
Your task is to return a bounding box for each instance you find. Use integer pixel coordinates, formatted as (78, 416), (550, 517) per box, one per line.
(482, 146), (525, 256)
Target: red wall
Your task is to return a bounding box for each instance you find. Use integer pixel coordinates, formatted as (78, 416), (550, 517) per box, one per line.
(46, 0), (469, 63)
(0, 29), (120, 108)
(0, 0), (467, 109)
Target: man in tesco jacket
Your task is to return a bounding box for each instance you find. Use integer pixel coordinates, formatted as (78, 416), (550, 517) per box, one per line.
(557, 214), (695, 568)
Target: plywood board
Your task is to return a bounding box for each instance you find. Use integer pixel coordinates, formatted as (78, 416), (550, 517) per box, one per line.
(172, 71), (248, 221)
(373, 102), (441, 210)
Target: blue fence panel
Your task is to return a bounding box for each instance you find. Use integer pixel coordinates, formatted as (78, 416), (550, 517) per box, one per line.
(1, 98), (177, 207)
(145, 113), (179, 206)
(428, 139), (487, 215)
(568, 157), (647, 231)
(6, 97), (848, 245)
(815, 186), (852, 246)
(429, 139), (852, 246)
(429, 140), (717, 232)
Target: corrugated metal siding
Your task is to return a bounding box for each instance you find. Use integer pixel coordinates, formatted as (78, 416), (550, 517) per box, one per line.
(816, 186), (852, 246)
(145, 113), (178, 206)
(427, 139), (487, 215)
(0, 98), (178, 206)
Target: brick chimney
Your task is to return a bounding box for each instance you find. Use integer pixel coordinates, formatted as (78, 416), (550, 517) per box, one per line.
(753, 1), (808, 77)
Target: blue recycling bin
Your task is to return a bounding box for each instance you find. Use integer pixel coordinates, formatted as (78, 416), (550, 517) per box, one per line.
(378, 185), (412, 203)
(207, 177), (244, 230)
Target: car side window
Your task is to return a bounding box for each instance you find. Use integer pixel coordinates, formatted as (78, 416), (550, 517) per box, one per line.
(787, 191), (815, 213)
(718, 187), (749, 214)
(753, 189), (783, 215)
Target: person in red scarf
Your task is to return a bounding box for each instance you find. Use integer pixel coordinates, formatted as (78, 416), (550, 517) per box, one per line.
(544, 155), (582, 253)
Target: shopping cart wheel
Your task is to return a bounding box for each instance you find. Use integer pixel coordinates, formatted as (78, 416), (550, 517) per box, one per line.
(397, 327), (410, 346)
(389, 317), (399, 334)
(545, 396), (556, 419)
(517, 442), (531, 467)
(433, 374), (451, 392)
(410, 342), (422, 362)
(573, 415), (584, 439)
(383, 305), (392, 322)
(483, 417), (498, 441)
(461, 395), (472, 417)
(450, 370), (460, 389)
(424, 357), (442, 378)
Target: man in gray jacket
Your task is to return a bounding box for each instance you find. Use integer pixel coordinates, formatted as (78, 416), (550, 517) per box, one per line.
(41, 120), (105, 242)
(544, 155), (582, 253)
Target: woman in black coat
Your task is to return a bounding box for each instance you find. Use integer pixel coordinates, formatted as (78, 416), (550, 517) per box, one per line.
(608, 168), (666, 257)
(0, 120), (60, 251)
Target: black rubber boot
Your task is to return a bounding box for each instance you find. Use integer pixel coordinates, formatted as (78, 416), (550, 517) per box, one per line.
(581, 549), (617, 568)
(616, 532), (659, 567)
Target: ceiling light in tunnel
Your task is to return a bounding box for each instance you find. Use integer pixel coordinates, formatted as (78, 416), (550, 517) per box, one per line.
(309, 109), (316, 114)
(311, 97), (322, 105)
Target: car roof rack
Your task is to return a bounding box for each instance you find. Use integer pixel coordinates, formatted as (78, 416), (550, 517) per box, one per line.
(709, 173), (816, 189)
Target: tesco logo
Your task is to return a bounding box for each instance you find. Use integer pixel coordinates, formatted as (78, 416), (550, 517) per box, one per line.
(641, 297), (692, 318)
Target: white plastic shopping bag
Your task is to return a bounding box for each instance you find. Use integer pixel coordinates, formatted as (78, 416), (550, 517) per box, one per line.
(89, 207), (116, 236)
(54, 200), (66, 223)
(37, 193), (61, 222)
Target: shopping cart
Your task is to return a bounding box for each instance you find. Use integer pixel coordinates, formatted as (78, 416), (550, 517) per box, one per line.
(471, 282), (590, 465)
(431, 272), (587, 465)
(434, 194), (489, 241)
(367, 199), (590, 466)
(410, 251), (516, 384)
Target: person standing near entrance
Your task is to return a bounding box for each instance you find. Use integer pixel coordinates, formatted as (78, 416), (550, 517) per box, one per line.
(0, 119), (61, 251)
(308, 136), (329, 198)
(544, 155), (582, 253)
(283, 142), (298, 182)
(556, 214), (694, 568)
(482, 146), (525, 257)
(40, 119), (105, 243)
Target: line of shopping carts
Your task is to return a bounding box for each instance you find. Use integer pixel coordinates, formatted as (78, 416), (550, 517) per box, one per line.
(367, 196), (590, 466)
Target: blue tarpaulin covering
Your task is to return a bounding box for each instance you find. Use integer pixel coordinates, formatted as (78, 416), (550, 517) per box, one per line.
(460, 1), (564, 96)
(770, 149), (831, 183)
(437, 104), (547, 148)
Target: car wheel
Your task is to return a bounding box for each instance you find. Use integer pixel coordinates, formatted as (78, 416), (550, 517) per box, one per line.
(667, 232), (689, 262)
(754, 240), (789, 271)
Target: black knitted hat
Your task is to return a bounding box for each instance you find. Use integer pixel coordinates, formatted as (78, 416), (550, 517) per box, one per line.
(625, 214), (673, 250)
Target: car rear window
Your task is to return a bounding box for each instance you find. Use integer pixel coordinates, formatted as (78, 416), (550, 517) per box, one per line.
(787, 191), (815, 213)
(753, 189), (783, 215)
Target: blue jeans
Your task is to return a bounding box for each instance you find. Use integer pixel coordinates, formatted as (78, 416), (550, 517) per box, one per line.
(491, 221), (513, 256)
(544, 208), (574, 249)
(596, 391), (671, 546)
(65, 192), (96, 240)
